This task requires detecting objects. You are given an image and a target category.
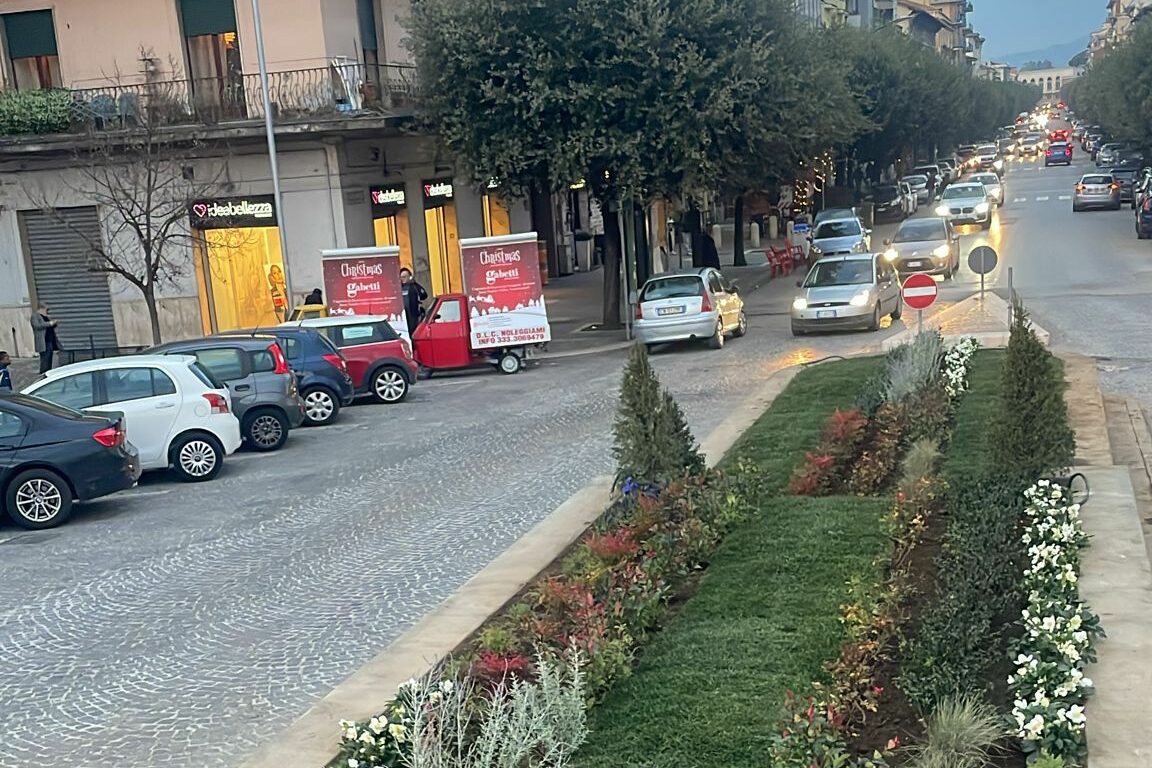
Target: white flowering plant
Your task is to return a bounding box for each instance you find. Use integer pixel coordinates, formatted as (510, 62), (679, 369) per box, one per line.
(941, 336), (980, 399)
(338, 677), (456, 767)
(1008, 481), (1104, 764)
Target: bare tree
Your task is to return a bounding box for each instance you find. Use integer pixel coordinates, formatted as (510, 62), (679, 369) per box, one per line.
(23, 62), (231, 345)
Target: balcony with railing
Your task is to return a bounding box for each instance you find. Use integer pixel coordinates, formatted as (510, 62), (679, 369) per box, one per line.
(0, 63), (418, 141)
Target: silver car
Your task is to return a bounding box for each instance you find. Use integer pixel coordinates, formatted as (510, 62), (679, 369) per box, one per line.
(791, 254), (902, 335)
(967, 172), (1004, 206)
(809, 216), (871, 259)
(902, 175), (931, 204)
(882, 217), (960, 279)
(1072, 173), (1121, 212)
(935, 182), (992, 229)
(634, 268), (747, 350)
(898, 181), (918, 215)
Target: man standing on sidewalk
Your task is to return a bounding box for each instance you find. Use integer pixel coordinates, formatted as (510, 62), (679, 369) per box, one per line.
(30, 304), (60, 374)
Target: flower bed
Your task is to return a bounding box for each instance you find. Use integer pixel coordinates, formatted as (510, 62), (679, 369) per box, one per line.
(1009, 481), (1104, 765)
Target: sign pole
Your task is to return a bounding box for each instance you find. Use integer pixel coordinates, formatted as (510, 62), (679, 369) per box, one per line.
(917, 308), (923, 334)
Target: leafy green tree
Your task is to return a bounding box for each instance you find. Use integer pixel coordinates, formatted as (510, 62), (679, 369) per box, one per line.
(1067, 20), (1152, 149)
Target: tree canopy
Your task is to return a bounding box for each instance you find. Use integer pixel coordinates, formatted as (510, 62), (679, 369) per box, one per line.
(1067, 20), (1152, 148)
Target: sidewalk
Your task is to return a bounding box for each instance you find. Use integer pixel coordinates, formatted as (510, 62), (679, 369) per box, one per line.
(881, 292), (1049, 351)
(540, 239), (794, 359)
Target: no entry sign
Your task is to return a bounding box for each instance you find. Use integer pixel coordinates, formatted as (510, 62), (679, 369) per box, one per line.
(901, 273), (938, 310)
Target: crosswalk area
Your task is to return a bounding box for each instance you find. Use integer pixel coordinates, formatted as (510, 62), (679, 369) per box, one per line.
(1010, 195), (1073, 203)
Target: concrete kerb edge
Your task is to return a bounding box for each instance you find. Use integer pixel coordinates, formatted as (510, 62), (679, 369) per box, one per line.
(238, 364), (802, 768)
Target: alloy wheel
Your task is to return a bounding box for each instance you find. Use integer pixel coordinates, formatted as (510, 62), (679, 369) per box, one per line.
(305, 390), (335, 422)
(250, 414), (284, 448)
(15, 478), (62, 523)
(374, 370), (408, 402)
(179, 440), (218, 478)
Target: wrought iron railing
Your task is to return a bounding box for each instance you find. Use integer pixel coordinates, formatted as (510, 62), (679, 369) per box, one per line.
(0, 63), (419, 137)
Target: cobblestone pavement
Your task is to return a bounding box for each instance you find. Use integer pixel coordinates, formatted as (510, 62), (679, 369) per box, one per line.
(0, 264), (922, 767)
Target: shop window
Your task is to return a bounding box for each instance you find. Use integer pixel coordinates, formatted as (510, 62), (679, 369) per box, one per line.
(196, 225), (288, 332)
(2, 10), (62, 90)
(423, 180), (461, 296)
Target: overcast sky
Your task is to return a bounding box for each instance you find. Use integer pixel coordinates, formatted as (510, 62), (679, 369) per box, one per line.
(971, 0), (1104, 57)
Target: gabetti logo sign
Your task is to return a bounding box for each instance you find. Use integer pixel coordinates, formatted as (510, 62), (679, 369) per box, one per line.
(193, 200), (275, 220)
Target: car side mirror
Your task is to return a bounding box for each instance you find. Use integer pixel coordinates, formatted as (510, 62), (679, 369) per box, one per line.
(795, 280), (803, 288)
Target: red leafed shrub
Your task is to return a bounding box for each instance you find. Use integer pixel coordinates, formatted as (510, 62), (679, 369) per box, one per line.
(847, 404), (907, 496)
(470, 650), (533, 688)
(824, 408), (870, 455)
(789, 452), (839, 496)
(585, 527), (641, 563)
(789, 409), (870, 496)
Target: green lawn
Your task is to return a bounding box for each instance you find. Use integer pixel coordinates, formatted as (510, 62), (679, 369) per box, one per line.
(942, 349), (1006, 483)
(573, 357), (889, 768)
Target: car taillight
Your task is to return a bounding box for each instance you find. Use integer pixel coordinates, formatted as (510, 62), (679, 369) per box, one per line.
(268, 343), (290, 375)
(1144, 199), (1151, 212)
(93, 425), (123, 448)
(400, 338), (413, 359)
(699, 289), (713, 313)
(323, 353), (348, 375)
(1075, 184), (1085, 192)
(1045, 149), (1052, 155)
(634, 302), (643, 320)
(203, 392), (229, 414)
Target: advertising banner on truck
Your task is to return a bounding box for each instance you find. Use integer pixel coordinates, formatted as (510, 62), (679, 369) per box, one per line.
(460, 232), (551, 349)
(320, 246), (409, 339)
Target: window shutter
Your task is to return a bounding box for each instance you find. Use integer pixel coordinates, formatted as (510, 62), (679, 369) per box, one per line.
(179, 0), (239, 38)
(357, 0), (378, 51)
(3, 10), (59, 59)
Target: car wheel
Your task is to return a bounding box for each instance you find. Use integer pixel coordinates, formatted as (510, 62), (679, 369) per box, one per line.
(5, 469), (73, 530)
(981, 218), (992, 230)
(708, 318), (725, 349)
(732, 310), (748, 338)
(371, 366), (410, 402)
(302, 387), (340, 425)
(868, 304), (881, 332)
(1072, 204), (1082, 213)
(170, 433), (224, 483)
(498, 352), (523, 374)
(1113, 202), (1122, 211)
(244, 409), (288, 452)
(645, 343), (658, 354)
(891, 299), (902, 321)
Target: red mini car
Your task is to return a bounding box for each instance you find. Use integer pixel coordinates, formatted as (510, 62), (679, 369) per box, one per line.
(295, 317), (419, 403)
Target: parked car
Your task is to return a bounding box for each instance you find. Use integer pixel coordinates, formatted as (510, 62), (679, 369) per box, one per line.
(934, 182), (993, 229)
(633, 268), (747, 351)
(221, 327), (355, 426)
(898, 181), (919, 215)
(996, 137), (1017, 156)
(1109, 166), (1140, 204)
(868, 184), (907, 222)
(966, 172), (1004, 207)
(22, 356), (241, 482)
(791, 254), (901, 335)
(911, 165), (943, 194)
(0, 395), (140, 529)
(1072, 173), (1121, 212)
(936, 159), (957, 184)
(1135, 192), (1152, 238)
(146, 335), (306, 451)
(901, 174), (931, 204)
(1045, 141), (1073, 166)
(809, 215), (871, 258)
(291, 317), (419, 404)
(1095, 143), (1128, 168)
(882, 217), (960, 279)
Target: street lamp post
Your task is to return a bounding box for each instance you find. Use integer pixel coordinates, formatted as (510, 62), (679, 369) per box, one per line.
(251, 0), (296, 307)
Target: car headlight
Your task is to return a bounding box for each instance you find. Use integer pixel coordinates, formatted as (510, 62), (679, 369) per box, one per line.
(994, 159), (1004, 170)
(975, 201), (990, 213)
(810, 244), (822, 254)
(849, 291), (871, 307)
(792, 297), (808, 311)
(883, 248), (898, 262)
(935, 205), (950, 216)
(932, 244), (950, 259)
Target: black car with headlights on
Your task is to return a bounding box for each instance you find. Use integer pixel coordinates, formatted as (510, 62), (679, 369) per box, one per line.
(0, 395), (140, 529)
(868, 184), (907, 222)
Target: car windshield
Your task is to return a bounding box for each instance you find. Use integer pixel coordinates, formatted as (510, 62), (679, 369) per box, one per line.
(1081, 175), (1113, 185)
(978, 145), (996, 154)
(913, 167), (937, 176)
(872, 186), (900, 202)
(814, 220), (861, 239)
(903, 175), (927, 185)
(804, 260), (873, 287)
(1111, 169), (1137, 180)
(894, 220), (947, 242)
(971, 175), (999, 185)
(641, 276), (703, 301)
(941, 185), (983, 200)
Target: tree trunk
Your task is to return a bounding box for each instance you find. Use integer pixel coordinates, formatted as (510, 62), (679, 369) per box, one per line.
(633, 201), (651, 287)
(687, 203), (704, 268)
(601, 207), (623, 330)
(530, 184), (559, 278)
(143, 285), (162, 345)
(733, 194), (747, 267)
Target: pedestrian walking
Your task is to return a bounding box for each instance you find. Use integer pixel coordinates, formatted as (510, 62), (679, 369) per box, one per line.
(700, 232), (721, 269)
(0, 351), (11, 393)
(30, 304), (60, 374)
(304, 288), (323, 306)
(400, 267), (428, 334)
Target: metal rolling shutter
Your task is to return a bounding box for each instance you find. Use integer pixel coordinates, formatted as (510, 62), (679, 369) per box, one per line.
(20, 208), (119, 351)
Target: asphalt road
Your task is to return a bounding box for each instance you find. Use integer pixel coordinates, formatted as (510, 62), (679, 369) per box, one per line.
(1, 147), (1143, 768)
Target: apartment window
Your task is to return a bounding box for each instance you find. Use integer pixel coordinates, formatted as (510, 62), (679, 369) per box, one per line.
(179, 0), (243, 115)
(2, 10), (61, 90)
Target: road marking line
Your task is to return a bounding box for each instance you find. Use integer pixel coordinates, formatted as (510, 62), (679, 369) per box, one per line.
(1014, 198), (1027, 203)
(1059, 195), (1071, 200)
(902, 287), (937, 298)
(1037, 196), (1049, 201)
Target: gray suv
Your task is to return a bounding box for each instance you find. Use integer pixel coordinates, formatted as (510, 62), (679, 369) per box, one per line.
(146, 336), (306, 451)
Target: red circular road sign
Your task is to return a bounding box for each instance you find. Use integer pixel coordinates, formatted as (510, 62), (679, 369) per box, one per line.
(901, 273), (938, 310)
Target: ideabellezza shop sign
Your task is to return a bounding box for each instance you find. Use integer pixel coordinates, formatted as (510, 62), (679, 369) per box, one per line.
(189, 196), (278, 230)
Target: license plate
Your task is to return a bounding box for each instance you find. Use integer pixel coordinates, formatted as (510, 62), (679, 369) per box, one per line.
(907, 261), (923, 268)
(656, 306), (685, 316)
(817, 310), (836, 319)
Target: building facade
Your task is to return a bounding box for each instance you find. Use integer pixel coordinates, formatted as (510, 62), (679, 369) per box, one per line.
(0, 0), (578, 351)
(1091, 0), (1152, 60)
(1017, 66), (1079, 98)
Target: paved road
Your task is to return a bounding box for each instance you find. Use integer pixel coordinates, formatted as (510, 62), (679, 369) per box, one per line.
(0, 263), (917, 767)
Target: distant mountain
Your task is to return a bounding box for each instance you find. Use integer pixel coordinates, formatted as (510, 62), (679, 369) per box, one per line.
(989, 36), (1090, 69)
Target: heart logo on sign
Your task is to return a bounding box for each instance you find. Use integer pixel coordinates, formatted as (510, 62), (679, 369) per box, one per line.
(192, 203), (208, 218)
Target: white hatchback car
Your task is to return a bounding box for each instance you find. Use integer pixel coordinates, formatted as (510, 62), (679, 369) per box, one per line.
(633, 268), (747, 350)
(23, 355), (242, 482)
